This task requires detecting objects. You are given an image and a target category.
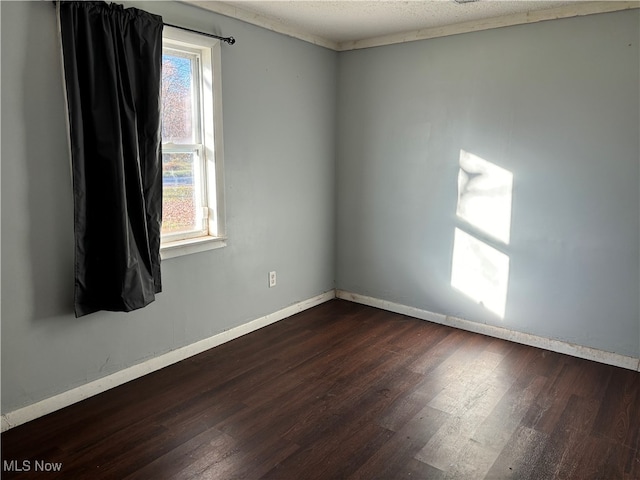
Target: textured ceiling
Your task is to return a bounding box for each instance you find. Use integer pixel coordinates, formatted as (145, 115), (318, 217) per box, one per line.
(187, 1), (638, 50)
(218, 0), (576, 43)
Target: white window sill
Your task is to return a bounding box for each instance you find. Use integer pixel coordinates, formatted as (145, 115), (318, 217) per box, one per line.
(161, 235), (227, 260)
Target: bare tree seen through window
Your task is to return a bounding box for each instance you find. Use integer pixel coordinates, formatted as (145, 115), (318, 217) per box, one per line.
(161, 53), (197, 235)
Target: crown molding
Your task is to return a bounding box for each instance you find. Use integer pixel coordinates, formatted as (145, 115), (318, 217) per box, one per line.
(184, 0), (340, 50)
(184, 1), (639, 52)
(337, 1), (640, 51)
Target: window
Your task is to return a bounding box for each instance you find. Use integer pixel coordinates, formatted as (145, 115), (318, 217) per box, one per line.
(160, 27), (226, 258)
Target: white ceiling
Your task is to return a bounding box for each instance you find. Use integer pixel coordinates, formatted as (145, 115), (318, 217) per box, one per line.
(186, 0), (637, 50)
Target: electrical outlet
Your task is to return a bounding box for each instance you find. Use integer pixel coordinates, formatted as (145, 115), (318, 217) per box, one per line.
(269, 271), (277, 288)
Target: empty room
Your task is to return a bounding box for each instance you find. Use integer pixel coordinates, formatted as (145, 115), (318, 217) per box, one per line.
(1, 0), (639, 478)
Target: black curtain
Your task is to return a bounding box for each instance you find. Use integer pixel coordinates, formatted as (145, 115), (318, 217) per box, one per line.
(58, 1), (163, 317)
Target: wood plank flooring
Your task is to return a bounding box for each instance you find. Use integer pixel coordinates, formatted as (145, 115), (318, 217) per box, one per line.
(2, 299), (639, 479)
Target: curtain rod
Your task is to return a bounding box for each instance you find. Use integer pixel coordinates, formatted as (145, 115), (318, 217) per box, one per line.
(51, 2), (236, 45)
(164, 23), (235, 45)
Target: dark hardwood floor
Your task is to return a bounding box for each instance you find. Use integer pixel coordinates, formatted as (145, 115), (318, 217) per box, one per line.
(2, 299), (639, 479)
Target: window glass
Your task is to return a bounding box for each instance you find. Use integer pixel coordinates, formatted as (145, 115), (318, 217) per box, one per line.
(161, 47), (206, 241)
(162, 151), (199, 235)
(161, 50), (198, 145)
(160, 27), (226, 258)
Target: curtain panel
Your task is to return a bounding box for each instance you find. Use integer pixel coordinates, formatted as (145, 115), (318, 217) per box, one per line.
(58, 1), (163, 317)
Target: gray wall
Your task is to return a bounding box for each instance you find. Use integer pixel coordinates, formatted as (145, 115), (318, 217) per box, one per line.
(2, 2), (638, 417)
(336, 10), (639, 358)
(1, 1), (337, 414)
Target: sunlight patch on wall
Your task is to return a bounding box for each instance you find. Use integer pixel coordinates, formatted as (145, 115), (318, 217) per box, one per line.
(457, 149), (513, 245)
(451, 150), (513, 319)
(451, 228), (510, 318)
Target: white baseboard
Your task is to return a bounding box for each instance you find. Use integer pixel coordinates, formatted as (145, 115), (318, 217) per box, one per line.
(336, 290), (640, 372)
(4, 288), (637, 432)
(1, 290), (336, 432)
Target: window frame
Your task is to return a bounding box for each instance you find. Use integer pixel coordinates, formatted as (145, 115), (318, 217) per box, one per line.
(160, 26), (226, 259)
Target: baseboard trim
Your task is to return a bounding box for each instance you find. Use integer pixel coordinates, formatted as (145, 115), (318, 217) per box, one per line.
(336, 290), (640, 372)
(5, 289), (636, 432)
(1, 290), (336, 432)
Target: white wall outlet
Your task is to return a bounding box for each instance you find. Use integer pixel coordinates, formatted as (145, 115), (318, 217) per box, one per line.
(269, 271), (277, 288)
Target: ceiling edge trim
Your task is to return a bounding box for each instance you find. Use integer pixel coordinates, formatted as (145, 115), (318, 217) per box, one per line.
(183, 0), (340, 50)
(183, 1), (639, 52)
(337, 1), (640, 51)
